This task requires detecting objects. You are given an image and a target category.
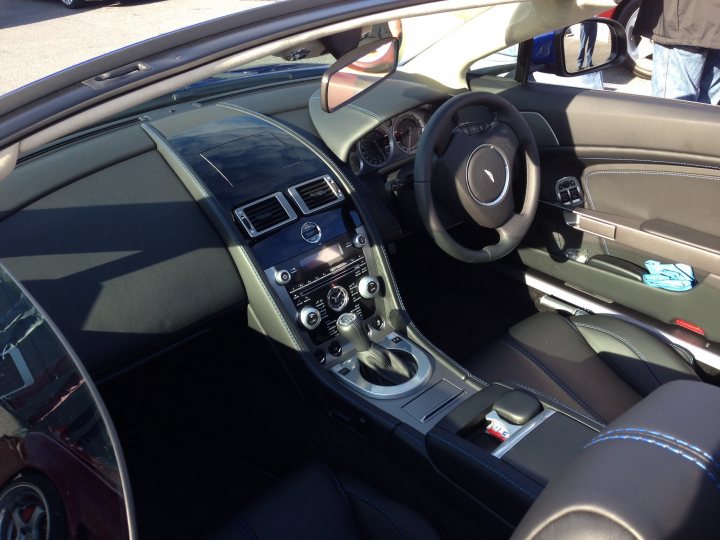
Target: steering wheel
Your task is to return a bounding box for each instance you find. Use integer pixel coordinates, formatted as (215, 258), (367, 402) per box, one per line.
(414, 92), (541, 263)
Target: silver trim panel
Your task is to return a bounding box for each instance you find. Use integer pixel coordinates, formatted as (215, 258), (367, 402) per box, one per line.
(234, 192), (297, 238)
(330, 333), (433, 400)
(492, 409), (555, 459)
(288, 175), (345, 215)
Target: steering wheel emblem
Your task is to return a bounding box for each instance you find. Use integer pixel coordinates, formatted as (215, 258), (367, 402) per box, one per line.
(484, 169), (496, 183)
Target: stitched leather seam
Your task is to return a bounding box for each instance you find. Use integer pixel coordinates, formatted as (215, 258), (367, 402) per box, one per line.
(501, 336), (605, 423)
(587, 434), (720, 493)
(583, 157), (720, 171)
(347, 104), (384, 122)
(572, 322), (663, 386)
(325, 465), (361, 524)
(670, 343), (694, 366)
(602, 428), (720, 469)
(343, 486), (408, 540)
(507, 380), (605, 425)
(428, 432), (537, 500)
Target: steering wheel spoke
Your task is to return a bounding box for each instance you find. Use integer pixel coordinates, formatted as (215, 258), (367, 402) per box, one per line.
(414, 92), (540, 263)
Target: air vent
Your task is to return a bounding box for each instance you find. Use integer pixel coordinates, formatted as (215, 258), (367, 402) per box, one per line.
(288, 175), (345, 214)
(234, 193), (297, 238)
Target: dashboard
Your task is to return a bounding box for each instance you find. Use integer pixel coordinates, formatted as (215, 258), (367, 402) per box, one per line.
(0, 76), (448, 377)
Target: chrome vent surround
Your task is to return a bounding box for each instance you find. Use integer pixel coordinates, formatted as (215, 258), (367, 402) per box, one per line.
(234, 193), (297, 238)
(288, 175), (345, 214)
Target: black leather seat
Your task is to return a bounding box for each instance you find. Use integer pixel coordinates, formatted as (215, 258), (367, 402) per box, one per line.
(213, 462), (442, 540)
(464, 312), (698, 424)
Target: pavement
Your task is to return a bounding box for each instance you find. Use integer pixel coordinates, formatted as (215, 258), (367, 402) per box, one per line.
(0, 0), (270, 95)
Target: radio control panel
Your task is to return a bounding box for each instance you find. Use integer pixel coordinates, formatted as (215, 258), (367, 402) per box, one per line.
(265, 227), (380, 347)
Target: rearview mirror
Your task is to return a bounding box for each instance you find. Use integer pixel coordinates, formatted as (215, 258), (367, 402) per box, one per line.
(554, 19), (627, 76)
(320, 37), (399, 113)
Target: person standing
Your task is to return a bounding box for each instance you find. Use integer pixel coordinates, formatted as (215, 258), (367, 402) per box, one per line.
(635, 1), (720, 104)
(577, 21), (597, 70)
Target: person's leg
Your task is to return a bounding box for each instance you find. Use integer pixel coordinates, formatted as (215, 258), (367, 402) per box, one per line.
(698, 48), (720, 104)
(584, 23), (597, 68)
(652, 43), (707, 101)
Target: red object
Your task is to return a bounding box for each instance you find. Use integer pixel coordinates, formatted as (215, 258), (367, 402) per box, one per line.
(598, 7), (617, 18)
(674, 319), (706, 336)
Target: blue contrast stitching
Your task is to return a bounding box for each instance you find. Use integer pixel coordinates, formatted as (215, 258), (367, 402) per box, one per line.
(573, 322), (663, 386)
(229, 516), (260, 540)
(428, 433), (537, 500)
(501, 336), (605, 424)
(343, 486), (408, 540)
(586, 434), (720, 493)
(508, 381), (605, 425)
(602, 428), (719, 467)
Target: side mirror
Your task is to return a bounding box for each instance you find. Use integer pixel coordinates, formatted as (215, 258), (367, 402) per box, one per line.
(553, 18), (627, 76)
(320, 37), (399, 113)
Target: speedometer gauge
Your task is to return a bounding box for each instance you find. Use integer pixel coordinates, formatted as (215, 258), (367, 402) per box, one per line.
(393, 111), (425, 153)
(357, 127), (393, 167)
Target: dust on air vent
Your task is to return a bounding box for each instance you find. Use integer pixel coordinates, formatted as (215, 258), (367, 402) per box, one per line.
(288, 175), (345, 215)
(234, 193), (297, 238)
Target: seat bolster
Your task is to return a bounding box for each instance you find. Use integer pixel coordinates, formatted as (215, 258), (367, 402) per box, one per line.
(570, 315), (697, 396)
(466, 312), (641, 423)
(214, 462), (363, 540)
(339, 473), (443, 540)
(212, 462), (442, 540)
(512, 381), (720, 540)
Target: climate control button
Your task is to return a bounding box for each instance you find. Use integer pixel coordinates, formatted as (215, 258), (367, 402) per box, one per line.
(358, 275), (380, 299)
(299, 306), (322, 330)
(274, 268), (292, 285)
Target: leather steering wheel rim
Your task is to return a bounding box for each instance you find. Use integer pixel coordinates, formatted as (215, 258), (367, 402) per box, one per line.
(414, 91), (541, 263)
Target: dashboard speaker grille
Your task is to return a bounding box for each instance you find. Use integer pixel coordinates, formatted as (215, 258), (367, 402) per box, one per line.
(234, 193), (297, 238)
(289, 175), (345, 214)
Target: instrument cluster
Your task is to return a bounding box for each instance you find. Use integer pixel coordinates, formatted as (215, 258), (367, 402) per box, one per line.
(348, 106), (433, 176)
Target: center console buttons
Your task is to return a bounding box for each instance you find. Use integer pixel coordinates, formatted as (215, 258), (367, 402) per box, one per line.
(299, 306), (322, 330)
(274, 269), (292, 285)
(353, 233), (368, 249)
(358, 275), (380, 299)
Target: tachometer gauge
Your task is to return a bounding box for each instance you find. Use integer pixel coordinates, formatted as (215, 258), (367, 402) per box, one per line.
(393, 111), (425, 154)
(357, 127), (393, 167)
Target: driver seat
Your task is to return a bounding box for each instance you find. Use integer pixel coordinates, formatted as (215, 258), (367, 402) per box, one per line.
(463, 312), (699, 424)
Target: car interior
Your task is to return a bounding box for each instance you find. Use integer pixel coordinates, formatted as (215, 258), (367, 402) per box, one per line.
(0, 1), (719, 538)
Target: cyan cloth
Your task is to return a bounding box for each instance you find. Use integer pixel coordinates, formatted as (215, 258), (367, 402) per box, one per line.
(643, 260), (695, 292)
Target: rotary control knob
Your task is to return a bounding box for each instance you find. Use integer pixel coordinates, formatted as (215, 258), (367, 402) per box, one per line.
(299, 306), (322, 330)
(358, 275), (380, 299)
(353, 233), (368, 249)
(274, 268), (292, 286)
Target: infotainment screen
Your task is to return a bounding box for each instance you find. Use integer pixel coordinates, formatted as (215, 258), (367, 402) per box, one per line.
(299, 243), (344, 271)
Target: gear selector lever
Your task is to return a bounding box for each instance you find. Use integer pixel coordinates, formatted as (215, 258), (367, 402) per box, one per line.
(336, 313), (416, 386)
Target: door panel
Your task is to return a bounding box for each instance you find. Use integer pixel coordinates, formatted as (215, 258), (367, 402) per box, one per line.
(470, 76), (720, 341)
